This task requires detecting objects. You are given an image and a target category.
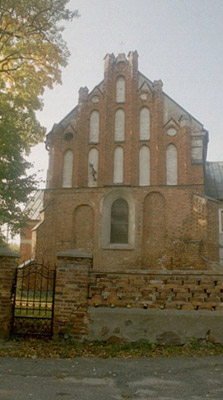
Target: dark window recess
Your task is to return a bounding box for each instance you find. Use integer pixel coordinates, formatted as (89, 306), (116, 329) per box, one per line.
(110, 199), (129, 243)
(64, 132), (73, 141)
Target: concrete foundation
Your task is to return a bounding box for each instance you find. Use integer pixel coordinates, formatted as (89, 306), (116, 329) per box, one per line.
(87, 308), (223, 344)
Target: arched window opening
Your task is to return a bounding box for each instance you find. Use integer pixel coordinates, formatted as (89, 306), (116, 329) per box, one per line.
(140, 107), (150, 140)
(88, 148), (99, 187)
(116, 77), (125, 103)
(110, 198), (129, 244)
(115, 109), (125, 141)
(89, 110), (99, 143)
(166, 144), (178, 185)
(139, 146), (150, 186)
(62, 150), (73, 188)
(114, 147), (124, 183)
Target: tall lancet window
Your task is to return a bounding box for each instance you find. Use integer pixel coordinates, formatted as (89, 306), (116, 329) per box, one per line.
(140, 107), (150, 140)
(89, 110), (99, 143)
(115, 109), (125, 141)
(110, 199), (129, 244)
(88, 148), (99, 187)
(62, 150), (73, 188)
(166, 144), (178, 185)
(114, 146), (124, 183)
(139, 146), (150, 186)
(116, 77), (125, 103)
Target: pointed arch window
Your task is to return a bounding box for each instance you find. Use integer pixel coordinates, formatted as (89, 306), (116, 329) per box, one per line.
(166, 144), (178, 185)
(139, 146), (150, 186)
(114, 146), (124, 183)
(140, 107), (150, 140)
(116, 77), (125, 103)
(110, 198), (129, 243)
(101, 190), (135, 249)
(89, 110), (99, 143)
(62, 150), (73, 188)
(115, 109), (125, 141)
(88, 148), (99, 187)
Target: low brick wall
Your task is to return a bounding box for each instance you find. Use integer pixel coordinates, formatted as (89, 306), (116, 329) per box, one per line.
(88, 270), (223, 311)
(53, 253), (223, 342)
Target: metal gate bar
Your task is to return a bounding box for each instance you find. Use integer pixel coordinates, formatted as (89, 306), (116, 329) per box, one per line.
(12, 261), (56, 337)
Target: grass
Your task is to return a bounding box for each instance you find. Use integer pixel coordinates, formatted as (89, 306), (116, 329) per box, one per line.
(1, 338), (223, 359)
(14, 308), (52, 318)
(14, 293), (53, 318)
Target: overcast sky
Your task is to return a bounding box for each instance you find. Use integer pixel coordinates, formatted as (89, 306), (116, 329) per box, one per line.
(30, 0), (223, 186)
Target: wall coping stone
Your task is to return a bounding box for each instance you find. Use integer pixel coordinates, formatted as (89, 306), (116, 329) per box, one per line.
(90, 269), (223, 276)
(0, 247), (20, 258)
(56, 249), (93, 259)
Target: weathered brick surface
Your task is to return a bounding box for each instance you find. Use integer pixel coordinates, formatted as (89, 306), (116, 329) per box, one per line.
(20, 220), (38, 261)
(53, 255), (92, 339)
(53, 261), (223, 337)
(88, 270), (223, 311)
(31, 52), (221, 269)
(0, 254), (18, 338)
(35, 186), (219, 269)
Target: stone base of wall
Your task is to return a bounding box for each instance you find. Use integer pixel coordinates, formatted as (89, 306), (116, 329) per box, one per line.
(87, 308), (223, 345)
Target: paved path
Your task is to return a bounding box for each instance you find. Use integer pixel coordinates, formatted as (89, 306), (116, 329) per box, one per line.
(1, 356), (223, 399)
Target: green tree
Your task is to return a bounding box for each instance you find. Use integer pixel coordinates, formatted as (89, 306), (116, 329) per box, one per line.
(0, 0), (79, 242)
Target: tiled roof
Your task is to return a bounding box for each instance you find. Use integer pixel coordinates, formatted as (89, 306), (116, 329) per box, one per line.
(25, 190), (44, 220)
(205, 162), (223, 201)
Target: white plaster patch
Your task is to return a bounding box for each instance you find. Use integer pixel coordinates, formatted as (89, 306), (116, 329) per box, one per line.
(114, 147), (124, 183)
(140, 107), (150, 140)
(166, 144), (177, 185)
(115, 109), (125, 141)
(89, 110), (99, 143)
(167, 128), (177, 136)
(62, 150), (73, 188)
(116, 77), (125, 103)
(139, 146), (150, 186)
(140, 93), (147, 100)
(191, 147), (203, 161)
(91, 96), (99, 103)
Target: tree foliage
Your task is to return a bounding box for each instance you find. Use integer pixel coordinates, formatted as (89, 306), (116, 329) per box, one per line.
(0, 0), (78, 241)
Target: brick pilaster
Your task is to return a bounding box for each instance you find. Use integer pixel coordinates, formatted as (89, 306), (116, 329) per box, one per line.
(54, 250), (92, 339)
(0, 248), (20, 338)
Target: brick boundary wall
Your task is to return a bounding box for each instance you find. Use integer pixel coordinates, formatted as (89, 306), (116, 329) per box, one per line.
(88, 269), (223, 311)
(1, 247), (222, 342)
(0, 248), (20, 338)
(53, 251), (223, 340)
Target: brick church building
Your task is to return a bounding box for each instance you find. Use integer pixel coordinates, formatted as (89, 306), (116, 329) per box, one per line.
(21, 51), (223, 269)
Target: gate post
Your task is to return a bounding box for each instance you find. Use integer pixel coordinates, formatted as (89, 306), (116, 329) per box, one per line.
(0, 248), (20, 338)
(54, 250), (92, 340)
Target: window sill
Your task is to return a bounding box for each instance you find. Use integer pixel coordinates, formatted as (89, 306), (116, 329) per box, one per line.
(101, 244), (134, 250)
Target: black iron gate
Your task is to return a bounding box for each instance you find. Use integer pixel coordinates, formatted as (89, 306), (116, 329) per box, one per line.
(12, 261), (56, 337)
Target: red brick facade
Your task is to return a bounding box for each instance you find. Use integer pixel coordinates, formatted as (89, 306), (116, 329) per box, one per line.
(33, 51), (220, 269)
(20, 220), (38, 261)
